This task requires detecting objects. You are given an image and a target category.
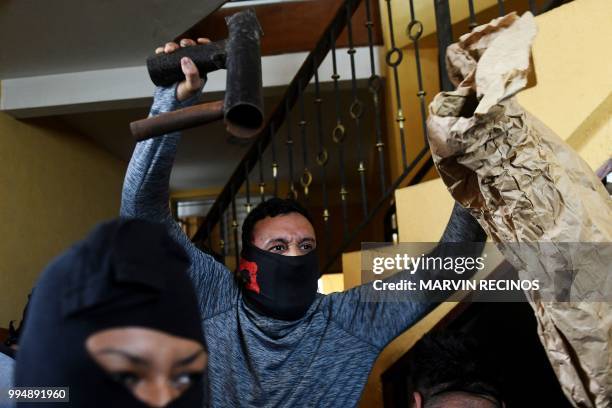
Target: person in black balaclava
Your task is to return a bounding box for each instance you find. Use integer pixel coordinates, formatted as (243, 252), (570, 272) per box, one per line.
(13, 218), (207, 408)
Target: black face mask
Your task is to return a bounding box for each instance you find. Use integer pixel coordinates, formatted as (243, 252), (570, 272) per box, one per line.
(15, 219), (206, 408)
(238, 245), (321, 320)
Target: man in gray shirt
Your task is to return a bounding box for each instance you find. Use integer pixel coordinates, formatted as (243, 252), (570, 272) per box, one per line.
(121, 39), (486, 407)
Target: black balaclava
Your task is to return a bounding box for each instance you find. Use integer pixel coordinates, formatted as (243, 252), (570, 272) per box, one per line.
(15, 218), (205, 408)
(238, 244), (320, 321)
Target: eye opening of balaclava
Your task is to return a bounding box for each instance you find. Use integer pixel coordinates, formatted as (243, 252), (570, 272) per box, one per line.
(237, 243), (321, 321)
(15, 218), (206, 408)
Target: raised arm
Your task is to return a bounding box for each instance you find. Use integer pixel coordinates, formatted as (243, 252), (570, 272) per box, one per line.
(438, 203), (487, 244)
(121, 84), (200, 244)
(121, 40), (238, 317)
(326, 202), (486, 350)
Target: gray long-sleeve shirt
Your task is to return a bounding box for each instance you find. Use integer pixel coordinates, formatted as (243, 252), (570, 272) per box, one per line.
(121, 85), (486, 407)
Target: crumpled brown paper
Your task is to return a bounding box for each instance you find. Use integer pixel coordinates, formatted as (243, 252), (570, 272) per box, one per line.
(426, 12), (612, 408)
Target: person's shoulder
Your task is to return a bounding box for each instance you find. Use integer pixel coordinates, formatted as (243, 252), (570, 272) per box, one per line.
(308, 293), (335, 316)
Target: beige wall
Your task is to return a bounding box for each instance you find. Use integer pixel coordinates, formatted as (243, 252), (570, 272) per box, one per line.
(516, 0), (612, 171)
(0, 110), (126, 325)
(318, 273), (344, 294)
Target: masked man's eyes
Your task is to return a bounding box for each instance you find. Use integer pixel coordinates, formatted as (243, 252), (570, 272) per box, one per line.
(269, 244), (287, 252)
(267, 242), (316, 253)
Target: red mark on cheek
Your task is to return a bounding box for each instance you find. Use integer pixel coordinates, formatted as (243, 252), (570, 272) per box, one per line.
(239, 258), (260, 294)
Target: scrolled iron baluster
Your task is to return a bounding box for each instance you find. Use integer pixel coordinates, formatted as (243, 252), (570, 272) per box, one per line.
(298, 79), (311, 199)
(363, 0), (386, 195)
(244, 162), (252, 214)
(383, 0), (408, 170)
(316, 149), (329, 166)
(288, 183), (298, 201)
(286, 98), (297, 200)
(332, 123), (346, 144)
(313, 59), (331, 257)
(346, 2), (368, 216)
(300, 168), (313, 197)
(497, 0), (505, 16)
(528, 0), (537, 14)
(407, 0), (430, 145)
(270, 123), (279, 197)
(230, 185), (240, 267)
(467, 0), (478, 30)
(206, 222), (212, 255)
(406, 20), (423, 40)
(349, 100), (364, 120)
(330, 28), (350, 239)
(257, 141), (265, 202)
(385, 47), (403, 67)
(219, 208), (227, 264)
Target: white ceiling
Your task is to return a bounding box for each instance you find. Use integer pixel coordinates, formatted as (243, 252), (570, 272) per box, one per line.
(1, 0), (377, 192)
(0, 0), (226, 79)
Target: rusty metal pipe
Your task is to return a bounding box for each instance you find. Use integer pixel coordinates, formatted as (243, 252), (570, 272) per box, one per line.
(130, 100), (224, 141)
(130, 9), (263, 141)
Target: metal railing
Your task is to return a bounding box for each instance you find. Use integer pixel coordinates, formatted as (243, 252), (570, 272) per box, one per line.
(189, 0), (569, 274)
